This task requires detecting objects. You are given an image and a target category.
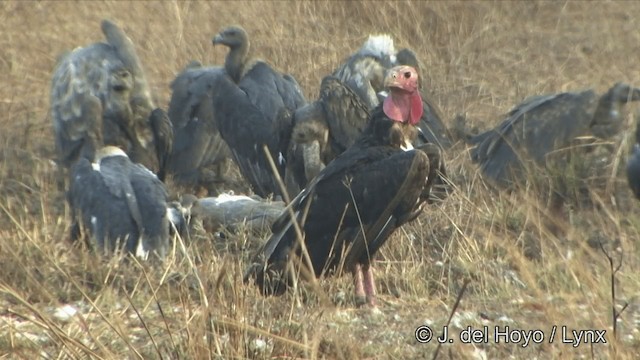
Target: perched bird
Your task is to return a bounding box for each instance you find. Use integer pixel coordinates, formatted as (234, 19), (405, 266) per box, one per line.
(212, 25), (306, 199)
(627, 114), (640, 200)
(245, 66), (448, 307)
(470, 83), (640, 189)
(51, 19), (173, 180)
(165, 63), (232, 194)
(68, 146), (173, 259)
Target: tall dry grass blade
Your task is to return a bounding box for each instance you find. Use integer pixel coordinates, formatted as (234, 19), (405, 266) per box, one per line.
(122, 287), (163, 360)
(261, 144), (330, 306)
(432, 279), (470, 360)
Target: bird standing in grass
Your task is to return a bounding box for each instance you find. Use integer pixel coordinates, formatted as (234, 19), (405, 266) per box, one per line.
(211, 25), (307, 199)
(51, 20), (173, 180)
(245, 66), (447, 307)
(68, 146), (174, 260)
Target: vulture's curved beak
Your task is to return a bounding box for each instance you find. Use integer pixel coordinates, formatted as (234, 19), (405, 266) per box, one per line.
(212, 34), (223, 46)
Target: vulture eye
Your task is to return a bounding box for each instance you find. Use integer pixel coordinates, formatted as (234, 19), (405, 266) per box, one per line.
(404, 71), (411, 79)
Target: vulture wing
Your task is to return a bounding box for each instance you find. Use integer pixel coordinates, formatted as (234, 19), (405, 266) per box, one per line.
(240, 61), (306, 123)
(470, 91), (599, 187)
(320, 76), (371, 154)
(51, 42), (123, 166)
(166, 66), (230, 188)
(249, 145), (430, 294)
(68, 157), (140, 253)
(128, 162), (170, 257)
(415, 96), (453, 149)
(213, 74), (288, 198)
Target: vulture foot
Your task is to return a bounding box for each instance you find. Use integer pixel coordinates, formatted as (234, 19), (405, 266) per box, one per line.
(353, 263), (377, 307)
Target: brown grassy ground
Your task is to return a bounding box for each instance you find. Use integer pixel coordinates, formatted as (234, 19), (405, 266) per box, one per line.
(2, 1), (640, 359)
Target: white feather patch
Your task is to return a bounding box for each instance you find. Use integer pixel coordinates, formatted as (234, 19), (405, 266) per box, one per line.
(167, 207), (180, 226)
(401, 140), (414, 151)
(90, 216), (98, 233)
(91, 162), (100, 171)
(359, 34), (396, 59)
(135, 237), (149, 260)
(213, 193), (254, 204)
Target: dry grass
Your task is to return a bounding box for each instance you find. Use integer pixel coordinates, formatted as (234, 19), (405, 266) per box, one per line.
(2, 1), (640, 358)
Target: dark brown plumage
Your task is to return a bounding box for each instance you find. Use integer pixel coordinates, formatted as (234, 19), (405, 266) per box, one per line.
(165, 64), (231, 194)
(470, 83), (640, 189)
(286, 36), (453, 195)
(245, 66), (449, 307)
(212, 25), (307, 199)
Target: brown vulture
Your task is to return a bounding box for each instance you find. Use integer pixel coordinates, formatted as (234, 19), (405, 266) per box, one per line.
(212, 25), (307, 199)
(51, 20), (173, 180)
(165, 63), (232, 194)
(68, 146), (180, 259)
(244, 66), (449, 307)
(287, 37), (452, 194)
(627, 116), (640, 199)
(470, 83), (640, 190)
(332, 35), (452, 149)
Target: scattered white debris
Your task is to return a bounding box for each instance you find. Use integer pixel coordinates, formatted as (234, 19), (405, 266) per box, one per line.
(16, 331), (49, 344)
(435, 261), (444, 267)
(53, 304), (78, 322)
(369, 307), (383, 317)
(334, 310), (354, 323)
(393, 314), (402, 322)
(497, 315), (514, 323)
(451, 311), (479, 329)
(471, 348), (487, 360)
(249, 338), (272, 354)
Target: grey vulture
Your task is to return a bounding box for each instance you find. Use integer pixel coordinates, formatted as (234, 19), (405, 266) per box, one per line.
(470, 83), (640, 190)
(165, 63), (232, 194)
(51, 20), (172, 180)
(212, 25), (307, 199)
(68, 146), (176, 259)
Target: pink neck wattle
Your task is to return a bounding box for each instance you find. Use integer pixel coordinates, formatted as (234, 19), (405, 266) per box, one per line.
(383, 90), (423, 125)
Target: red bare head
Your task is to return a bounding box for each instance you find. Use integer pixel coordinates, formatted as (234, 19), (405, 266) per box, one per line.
(382, 65), (423, 125)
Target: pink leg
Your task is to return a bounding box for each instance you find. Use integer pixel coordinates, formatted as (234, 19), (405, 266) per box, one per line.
(353, 264), (366, 306)
(363, 265), (377, 307)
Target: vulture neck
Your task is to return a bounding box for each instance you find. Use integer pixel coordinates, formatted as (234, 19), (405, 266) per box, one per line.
(383, 88), (423, 125)
(225, 40), (250, 83)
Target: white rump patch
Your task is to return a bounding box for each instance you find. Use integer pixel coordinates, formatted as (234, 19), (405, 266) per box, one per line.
(359, 34), (395, 59)
(401, 140), (414, 151)
(167, 206), (184, 228)
(91, 162), (100, 171)
(135, 237), (149, 260)
(214, 193), (254, 204)
(90, 216), (98, 233)
(53, 304), (78, 322)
